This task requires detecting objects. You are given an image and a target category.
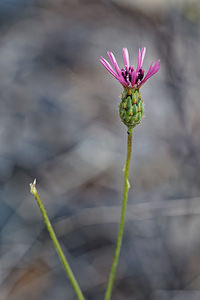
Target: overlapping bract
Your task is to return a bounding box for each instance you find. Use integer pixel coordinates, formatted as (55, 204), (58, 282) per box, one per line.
(100, 47), (160, 89)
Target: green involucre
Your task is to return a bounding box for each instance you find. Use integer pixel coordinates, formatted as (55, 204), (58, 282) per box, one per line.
(119, 88), (144, 129)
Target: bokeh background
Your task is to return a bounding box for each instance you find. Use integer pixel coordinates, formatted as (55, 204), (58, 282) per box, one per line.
(0, 0), (200, 299)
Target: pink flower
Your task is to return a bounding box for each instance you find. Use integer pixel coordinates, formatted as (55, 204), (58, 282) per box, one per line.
(99, 47), (160, 89)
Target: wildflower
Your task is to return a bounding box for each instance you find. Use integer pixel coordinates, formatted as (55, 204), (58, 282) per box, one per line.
(99, 48), (160, 129)
(99, 47), (160, 89)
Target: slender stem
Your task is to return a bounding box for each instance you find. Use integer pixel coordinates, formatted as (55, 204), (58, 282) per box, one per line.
(30, 181), (86, 300)
(104, 128), (133, 300)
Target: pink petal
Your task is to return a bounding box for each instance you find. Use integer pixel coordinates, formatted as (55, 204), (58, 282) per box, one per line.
(151, 59), (160, 74)
(137, 48), (141, 71)
(107, 51), (121, 76)
(119, 77), (129, 87)
(122, 48), (130, 68)
(146, 60), (160, 78)
(131, 70), (137, 86)
(99, 57), (119, 79)
(138, 59), (160, 87)
(145, 61), (154, 77)
(140, 47), (146, 68)
(136, 47), (146, 72)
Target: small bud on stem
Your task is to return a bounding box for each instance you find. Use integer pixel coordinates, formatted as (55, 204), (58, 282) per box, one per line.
(30, 178), (37, 195)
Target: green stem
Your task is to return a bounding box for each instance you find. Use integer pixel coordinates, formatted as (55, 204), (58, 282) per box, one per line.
(30, 181), (86, 300)
(104, 128), (133, 300)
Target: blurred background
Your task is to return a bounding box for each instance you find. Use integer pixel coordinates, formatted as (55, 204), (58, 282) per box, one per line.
(0, 0), (200, 299)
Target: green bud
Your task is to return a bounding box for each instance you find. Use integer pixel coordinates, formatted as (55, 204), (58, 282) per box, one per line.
(119, 88), (144, 129)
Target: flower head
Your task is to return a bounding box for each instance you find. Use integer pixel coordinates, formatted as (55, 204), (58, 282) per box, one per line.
(100, 47), (160, 89)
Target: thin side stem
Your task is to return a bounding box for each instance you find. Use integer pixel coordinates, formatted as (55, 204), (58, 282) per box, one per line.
(104, 128), (133, 300)
(30, 181), (86, 300)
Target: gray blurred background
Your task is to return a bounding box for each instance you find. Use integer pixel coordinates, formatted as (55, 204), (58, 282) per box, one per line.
(0, 0), (200, 299)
